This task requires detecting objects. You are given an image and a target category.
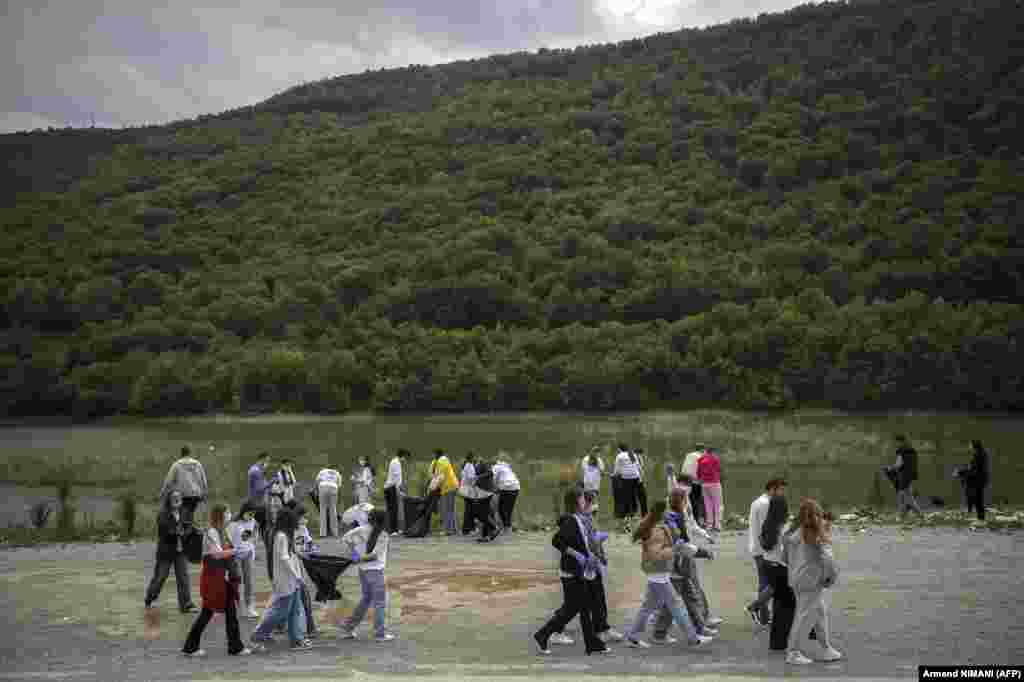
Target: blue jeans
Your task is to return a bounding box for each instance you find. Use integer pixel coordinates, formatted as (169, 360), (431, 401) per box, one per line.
(626, 580), (698, 643)
(343, 569), (387, 637)
(251, 590), (305, 644)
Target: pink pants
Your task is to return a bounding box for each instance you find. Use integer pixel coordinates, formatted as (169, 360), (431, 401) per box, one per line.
(702, 483), (723, 530)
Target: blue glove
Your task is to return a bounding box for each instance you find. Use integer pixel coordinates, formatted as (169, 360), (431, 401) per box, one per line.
(350, 549), (361, 562)
(594, 531), (609, 544)
(567, 548), (587, 567)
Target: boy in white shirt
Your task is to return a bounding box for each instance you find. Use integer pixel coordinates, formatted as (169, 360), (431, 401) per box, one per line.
(338, 510), (394, 642)
(383, 449), (408, 535)
(748, 478), (786, 627)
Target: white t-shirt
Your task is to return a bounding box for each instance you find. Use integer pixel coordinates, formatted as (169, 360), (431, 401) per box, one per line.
(342, 502), (374, 528)
(581, 456), (604, 491)
(202, 527), (223, 557)
(227, 518), (257, 560)
(613, 451), (642, 479)
(493, 461), (521, 491)
(317, 468), (341, 490)
(384, 457), (403, 489)
(342, 525), (390, 571)
(682, 451), (702, 479)
(272, 531), (303, 597)
(748, 493), (771, 557)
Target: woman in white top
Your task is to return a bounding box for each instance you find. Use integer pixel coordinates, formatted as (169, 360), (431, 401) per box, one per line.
(249, 507), (310, 650)
(338, 509), (395, 642)
(580, 448), (606, 513)
(316, 464), (342, 538)
(612, 444), (643, 531)
(351, 457), (374, 505)
(225, 501), (260, 618)
(493, 456), (521, 532)
(459, 452), (484, 535)
(278, 459), (297, 504)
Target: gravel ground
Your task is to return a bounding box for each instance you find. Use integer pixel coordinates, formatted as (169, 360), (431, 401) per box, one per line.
(1, 526), (1022, 682)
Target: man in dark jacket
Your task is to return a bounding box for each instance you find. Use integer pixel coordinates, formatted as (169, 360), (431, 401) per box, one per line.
(889, 435), (923, 518)
(144, 490), (196, 611)
(963, 440), (991, 520)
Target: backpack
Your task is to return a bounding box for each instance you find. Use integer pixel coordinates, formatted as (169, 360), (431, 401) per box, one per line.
(474, 462), (496, 493)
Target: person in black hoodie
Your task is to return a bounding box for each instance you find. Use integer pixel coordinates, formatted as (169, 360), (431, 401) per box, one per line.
(886, 434), (922, 519)
(533, 488), (611, 656)
(962, 440), (991, 520)
(145, 490), (197, 612)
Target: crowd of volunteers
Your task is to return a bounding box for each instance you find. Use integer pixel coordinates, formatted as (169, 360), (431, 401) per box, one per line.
(146, 435), (989, 664)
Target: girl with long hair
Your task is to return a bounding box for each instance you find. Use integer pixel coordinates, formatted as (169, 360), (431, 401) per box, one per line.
(181, 503), (252, 657)
(782, 499), (841, 665)
(249, 507), (311, 651)
(338, 509), (396, 642)
(623, 500), (713, 649)
(145, 490), (196, 612)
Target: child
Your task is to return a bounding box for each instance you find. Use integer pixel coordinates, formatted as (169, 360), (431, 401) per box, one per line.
(181, 503), (253, 657)
(783, 499), (842, 665)
(351, 456), (374, 505)
(293, 506), (320, 637)
(623, 500), (713, 649)
(226, 501), (260, 618)
(249, 507), (311, 651)
(338, 509), (395, 642)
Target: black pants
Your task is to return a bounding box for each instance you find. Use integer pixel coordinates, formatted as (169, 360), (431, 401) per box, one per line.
(636, 480), (648, 517)
(145, 552), (193, 610)
(181, 497), (202, 526)
(384, 486), (400, 534)
(536, 577), (605, 653)
(462, 496), (477, 535)
(471, 497), (497, 538)
(689, 484), (705, 526)
(555, 572), (609, 634)
(498, 490), (519, 529)
(183, 599), (244, 655)
(766, 563), (816, 649)
(967, 485), (986, 520)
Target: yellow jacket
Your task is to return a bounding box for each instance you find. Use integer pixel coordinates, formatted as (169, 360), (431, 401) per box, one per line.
(431, 456), (459, 495)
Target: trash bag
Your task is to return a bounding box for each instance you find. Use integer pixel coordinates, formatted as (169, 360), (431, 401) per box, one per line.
(300, 554), (353, 602)
(403, 494), (438, 538)
(183, 526), (203, 564)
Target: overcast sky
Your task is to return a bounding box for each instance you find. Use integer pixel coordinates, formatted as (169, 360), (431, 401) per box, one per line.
(2, 0), (805, 134)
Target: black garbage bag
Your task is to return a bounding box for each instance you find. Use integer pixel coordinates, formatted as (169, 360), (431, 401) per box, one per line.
(183, 526), (203, 564)
(403, 494), (438, 538)
(300, 554), (353, 602)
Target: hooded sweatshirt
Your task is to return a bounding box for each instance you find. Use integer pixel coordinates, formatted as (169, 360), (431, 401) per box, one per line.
(160, 457), (208, 499)
(782, 529), (839, 593)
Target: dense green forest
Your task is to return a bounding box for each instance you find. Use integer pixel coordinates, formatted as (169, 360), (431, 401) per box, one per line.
(2, 0), (1023, 418)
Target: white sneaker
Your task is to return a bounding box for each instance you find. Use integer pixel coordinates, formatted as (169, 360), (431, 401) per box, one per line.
(701, 627), (719, 636)
(819, 646), (843, 662)
(601, 628), (625, 642)
(338, 630), (356, 640)
(248, 641), (267, 653)
(786, 650), (814, 665)
(627, 638), (651, 649)
(183, 649), (206, 658)
(375, 633), (396, 642)
(689, 634), (713, 647)
(651, 635), (678, 645)
(705, 616), (724, 627)
(550, 632), (575, 645)
(233, 647), (253, 656)
(246, 606), (260, 619)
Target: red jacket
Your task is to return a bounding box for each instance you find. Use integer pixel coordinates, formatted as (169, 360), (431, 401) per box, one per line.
(696, 453), (721, 484)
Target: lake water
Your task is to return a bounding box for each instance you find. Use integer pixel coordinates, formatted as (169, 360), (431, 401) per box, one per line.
(1, 411), (1020, 528)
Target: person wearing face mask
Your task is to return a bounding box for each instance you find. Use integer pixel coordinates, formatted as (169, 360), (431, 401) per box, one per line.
(279, 459), (297, 505)
(352, 457), (375, 506)
(145, 490), (197, 612)
(249, 507), (310, 651)
(292, 506), (320, 637)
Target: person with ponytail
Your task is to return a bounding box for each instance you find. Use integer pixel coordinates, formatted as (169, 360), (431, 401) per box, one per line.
(622, 500), (714, 649)
(249, 507), (310, 651)
(338, 509), (395, 642)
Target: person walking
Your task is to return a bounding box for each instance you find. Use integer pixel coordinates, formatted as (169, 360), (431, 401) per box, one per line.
(316, 462), (342, 539)
(226, 501), (260, 618)
(580, 447), (606, 515)
(249, 507), (311, 651)
(748, 478), (787, 627)
(160, 446), (208, 525)
(783, 499), (842, 665)
(181, 503), (252, 657)
(622, 500), (714, 649)
(247, 453), (272, 548)
(459, 452), (482, 536)
(682, 444), (706, 528)
(351, 456), (374, 506)
(337, 510), (395, 642)
(383, 449), (408, 535)
(887, 435), (923, 519)
(962, 440), (991, 521)
(533, 488), (611, 656)
(430, 449), (459, 536)
(651, 485), (723, 643)
(493, 455), (521, 532)
(697, 447), (724, 532)
(613, 444), (642, 533)
(278, 459), (297, 505)
(144, 490), (197, 612)
(633, 447), (649, 517)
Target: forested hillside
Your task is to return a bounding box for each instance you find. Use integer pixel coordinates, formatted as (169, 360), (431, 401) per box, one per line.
(2, 0), (1023, 418)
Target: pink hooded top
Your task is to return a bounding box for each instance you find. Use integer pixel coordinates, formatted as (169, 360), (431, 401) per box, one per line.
(696, 451), (721, 484)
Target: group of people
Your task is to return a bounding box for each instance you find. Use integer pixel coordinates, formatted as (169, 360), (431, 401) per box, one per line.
(581, 443), (725, 534)
(145, 434), (994, 663)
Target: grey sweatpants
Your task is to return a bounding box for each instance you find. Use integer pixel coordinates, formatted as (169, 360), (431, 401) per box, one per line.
(238, 553), (255, 609)
(652, 557), (710, 638)
(788, 588), (831, 654)
(318, 486), (339, 537)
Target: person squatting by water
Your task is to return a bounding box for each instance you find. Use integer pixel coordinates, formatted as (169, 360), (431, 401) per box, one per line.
(161, 445), (208, 526)
(181, 503), (253, 657)
(144, 490), (197, 612)
(337, 509), (396, 642)
(622, 500), (715, 649)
